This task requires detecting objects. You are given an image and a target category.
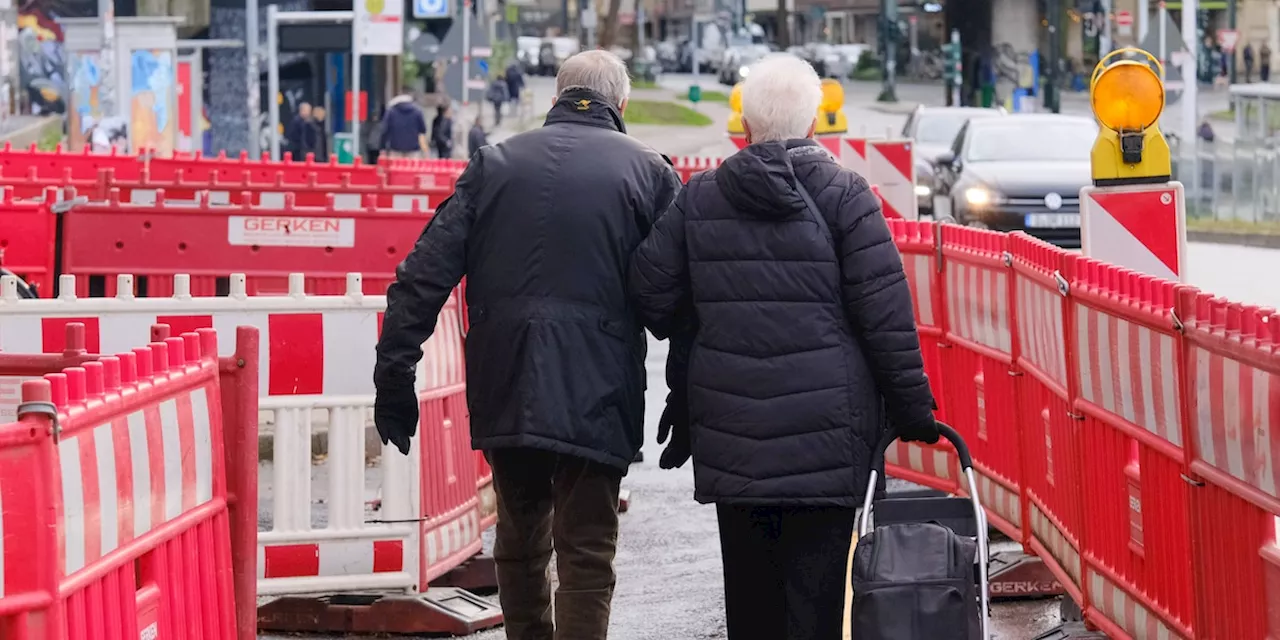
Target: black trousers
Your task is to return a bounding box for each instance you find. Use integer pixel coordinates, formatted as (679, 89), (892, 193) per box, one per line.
(717, 504), (856, 640)
(487, 448), (623, 640)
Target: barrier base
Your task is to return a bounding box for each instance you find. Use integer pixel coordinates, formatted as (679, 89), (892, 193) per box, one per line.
(437, 554), (499, 593)
(256, 588), (504, 636)
(1032, 622), (1107, 639)
(988, 551), (1066, 600)
(619, 488), (632, 514)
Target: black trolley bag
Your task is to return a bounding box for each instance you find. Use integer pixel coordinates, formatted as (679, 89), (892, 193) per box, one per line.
(850, 422), (990, 640)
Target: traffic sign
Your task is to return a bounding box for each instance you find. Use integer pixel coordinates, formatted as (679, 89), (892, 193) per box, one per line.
(1219, 29), (1240, 53)
(1115, 10), (1133, 36)
(414, 0), (450, 18)
(357, 0), (406, 56)
(1081, 183), (1186, 282)
(471, 46), (492, 57)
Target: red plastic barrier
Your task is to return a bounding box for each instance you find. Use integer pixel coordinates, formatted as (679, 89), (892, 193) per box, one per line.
(57, 192), (431, 296)
(884, 220), (959, 493)
(0, 187), (59, 295)
(1178, 291), (1280, 640)
(938, 225), (1022, 539)
(1009, 234), (1088, 605)
(0, 324), (259, 640)
(379, 157), (467, 190)
(1070, 257), (1194, 638)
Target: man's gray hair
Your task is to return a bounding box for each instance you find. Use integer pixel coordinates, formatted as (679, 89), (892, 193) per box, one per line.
(556, 50), (631, 109)
(740, 53), (823, 142)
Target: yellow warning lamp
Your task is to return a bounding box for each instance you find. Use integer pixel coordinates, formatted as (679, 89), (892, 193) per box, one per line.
(815, 79), (848, 136)
(1089, 48), (1171, 186)
(727, 83), (745, 136)
(727, 79), (848, 138)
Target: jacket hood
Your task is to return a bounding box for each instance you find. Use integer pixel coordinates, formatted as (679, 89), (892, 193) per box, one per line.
(543, 88), (627, 134)
(389, 97), (419, 115)
(715, 138), (827, 218)
(387, 94), (415, 108)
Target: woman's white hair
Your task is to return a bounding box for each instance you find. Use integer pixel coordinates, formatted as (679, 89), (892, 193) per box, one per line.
(740, 53), (823, 142)
(556, 50), (632, 109)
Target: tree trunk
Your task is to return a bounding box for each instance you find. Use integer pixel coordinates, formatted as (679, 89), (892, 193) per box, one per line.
(599, 0), (624, 50)
(776, 0), (790, 49)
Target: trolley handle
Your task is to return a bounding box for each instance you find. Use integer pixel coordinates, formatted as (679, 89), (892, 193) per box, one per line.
(870, 421), (973, 473)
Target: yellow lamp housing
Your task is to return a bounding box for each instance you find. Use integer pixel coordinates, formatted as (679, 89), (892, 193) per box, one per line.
(727, 79), (849, 138)
(1088, 48), (1172, 186)
(728, 83), (745, 135)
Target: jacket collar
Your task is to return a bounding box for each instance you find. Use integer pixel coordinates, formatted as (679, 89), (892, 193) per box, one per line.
(543, 88), (627, 134)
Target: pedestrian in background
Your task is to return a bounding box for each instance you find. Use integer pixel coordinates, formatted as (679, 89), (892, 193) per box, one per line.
(1244, 42), (1255, 83)
(373, 50), (680, 640)
(310, 106), (329, 162)
(468, 119), (488, 158)
(1262, 43), (1272, 82)
(366, 105), (385, 165)
(630, 53), (940, 640)
(381, 92), (429, 158)
(286, 102), (316, 159)
(431, 104), (454, 158)
(505, 59), (525, 114)
(488, 74), (510, 126)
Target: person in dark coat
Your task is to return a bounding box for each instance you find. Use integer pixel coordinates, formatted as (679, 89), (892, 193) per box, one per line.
(380, 93), (428, 158)
(505, 60), (525, 109)
(487, 75), (510, 126)
(467, 120), (488, 157)
(373, 50), (681, 640)
(310, 106), (329, 162)
(286, 101), (316, 159)
(1262, 43), (1272, 82)
(1244, 42), (1255, 83)
(430, 104), (454, 159)
(630, 53), (939, 640)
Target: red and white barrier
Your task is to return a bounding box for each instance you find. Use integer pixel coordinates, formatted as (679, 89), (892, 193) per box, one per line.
(0, 271), (497, 633)
(0, 321), (260, 639)
(1081, 182), (1187, 282)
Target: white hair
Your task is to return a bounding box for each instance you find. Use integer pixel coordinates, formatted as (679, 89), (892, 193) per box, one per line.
(740, 53), (823, 142)
(556, 50), (632, 109)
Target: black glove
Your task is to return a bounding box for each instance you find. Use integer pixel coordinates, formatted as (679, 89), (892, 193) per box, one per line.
(657, 392), (691, 469)
(897, 416), (940, 445)
(374, 380), (417, 455)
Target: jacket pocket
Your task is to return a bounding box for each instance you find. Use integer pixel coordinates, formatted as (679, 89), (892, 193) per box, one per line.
(851, 578), (976, 640)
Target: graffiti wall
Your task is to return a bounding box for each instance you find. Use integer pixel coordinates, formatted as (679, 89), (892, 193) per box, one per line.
(18, 0), (96, 115)
(67, 49), (101, 150)
(130, 49), (175, 155)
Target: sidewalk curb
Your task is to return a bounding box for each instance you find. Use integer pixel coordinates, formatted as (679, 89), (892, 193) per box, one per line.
(861, 101), (921, 115)
(1188, 229), (1280, 249)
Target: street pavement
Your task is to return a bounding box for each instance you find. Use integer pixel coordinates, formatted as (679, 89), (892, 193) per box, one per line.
(258, 74), (1279, 639)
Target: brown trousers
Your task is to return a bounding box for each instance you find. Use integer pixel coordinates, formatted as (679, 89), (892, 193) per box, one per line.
(487, 448), (623, 640)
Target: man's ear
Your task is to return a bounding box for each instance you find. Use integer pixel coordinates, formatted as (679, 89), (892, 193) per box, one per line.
(618, 99), (628, 116)
(742, 118), (752, 145)
(806, 118), (817, 139)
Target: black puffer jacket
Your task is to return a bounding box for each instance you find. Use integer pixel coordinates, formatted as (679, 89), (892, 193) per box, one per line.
(375, 89), (681, 471)
(630, 139), (936, 506)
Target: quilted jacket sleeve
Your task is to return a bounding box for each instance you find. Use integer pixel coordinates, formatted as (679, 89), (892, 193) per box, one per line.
(373, 150), (483, 391)
(629, 184), (692, 341)
(834, 174), (937, 433)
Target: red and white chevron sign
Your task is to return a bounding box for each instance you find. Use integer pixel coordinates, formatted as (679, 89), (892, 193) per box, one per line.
(868, 140), (919, 220)
(1080, 183), (1187, 282)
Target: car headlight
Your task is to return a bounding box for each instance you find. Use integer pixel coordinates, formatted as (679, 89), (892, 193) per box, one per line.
(964, 187), (1002, 207)
(739, 66), (750, 78)
(914, 184), (932, 197)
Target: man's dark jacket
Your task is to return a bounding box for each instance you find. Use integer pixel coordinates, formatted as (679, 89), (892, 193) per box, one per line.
(630, 139), (936, 506)
(381, 95), (427, 153)
(375, 89), (682, 471)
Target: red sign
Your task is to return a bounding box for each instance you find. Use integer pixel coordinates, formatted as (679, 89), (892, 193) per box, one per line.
(1115, 10), (1132, 27)
(1219, 29), (1240, 53)
(345, 90), (368, 123)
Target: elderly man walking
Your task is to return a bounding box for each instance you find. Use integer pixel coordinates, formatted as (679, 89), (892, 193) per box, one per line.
(631, 53), (939, 639)
(373, 50), (681, 640)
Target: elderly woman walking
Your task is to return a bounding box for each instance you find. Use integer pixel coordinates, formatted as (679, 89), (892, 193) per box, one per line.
(630, 53), (940, 639)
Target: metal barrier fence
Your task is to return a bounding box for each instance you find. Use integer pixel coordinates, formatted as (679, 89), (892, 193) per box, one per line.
(1168, 133), (1280, 225)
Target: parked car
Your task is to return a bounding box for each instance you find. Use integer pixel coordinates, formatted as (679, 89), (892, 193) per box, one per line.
(902, 105), (1007, 217)
(932, 114), (1097, 248)
(718, 44), (770, 85)
(516, 36), (542, 74)
(537, 37), (580, 76)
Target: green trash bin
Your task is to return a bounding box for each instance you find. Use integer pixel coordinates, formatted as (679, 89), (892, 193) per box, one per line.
(335, 133), (356, 164)
(980, 84), (995, 108)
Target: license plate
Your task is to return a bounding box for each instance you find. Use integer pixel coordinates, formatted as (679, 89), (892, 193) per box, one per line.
(1024, 213), (1080, 228)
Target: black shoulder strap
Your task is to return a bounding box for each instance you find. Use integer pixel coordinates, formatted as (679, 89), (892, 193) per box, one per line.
(793, 179), (837, 260)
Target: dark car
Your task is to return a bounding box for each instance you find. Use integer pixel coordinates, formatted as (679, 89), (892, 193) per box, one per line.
(931, 114), (1098, 248)
(902, 105), (1006, 217)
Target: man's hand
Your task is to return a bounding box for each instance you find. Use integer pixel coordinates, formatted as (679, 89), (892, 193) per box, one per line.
(374, 381), (418, 455)
(657, 392), (691, 469)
